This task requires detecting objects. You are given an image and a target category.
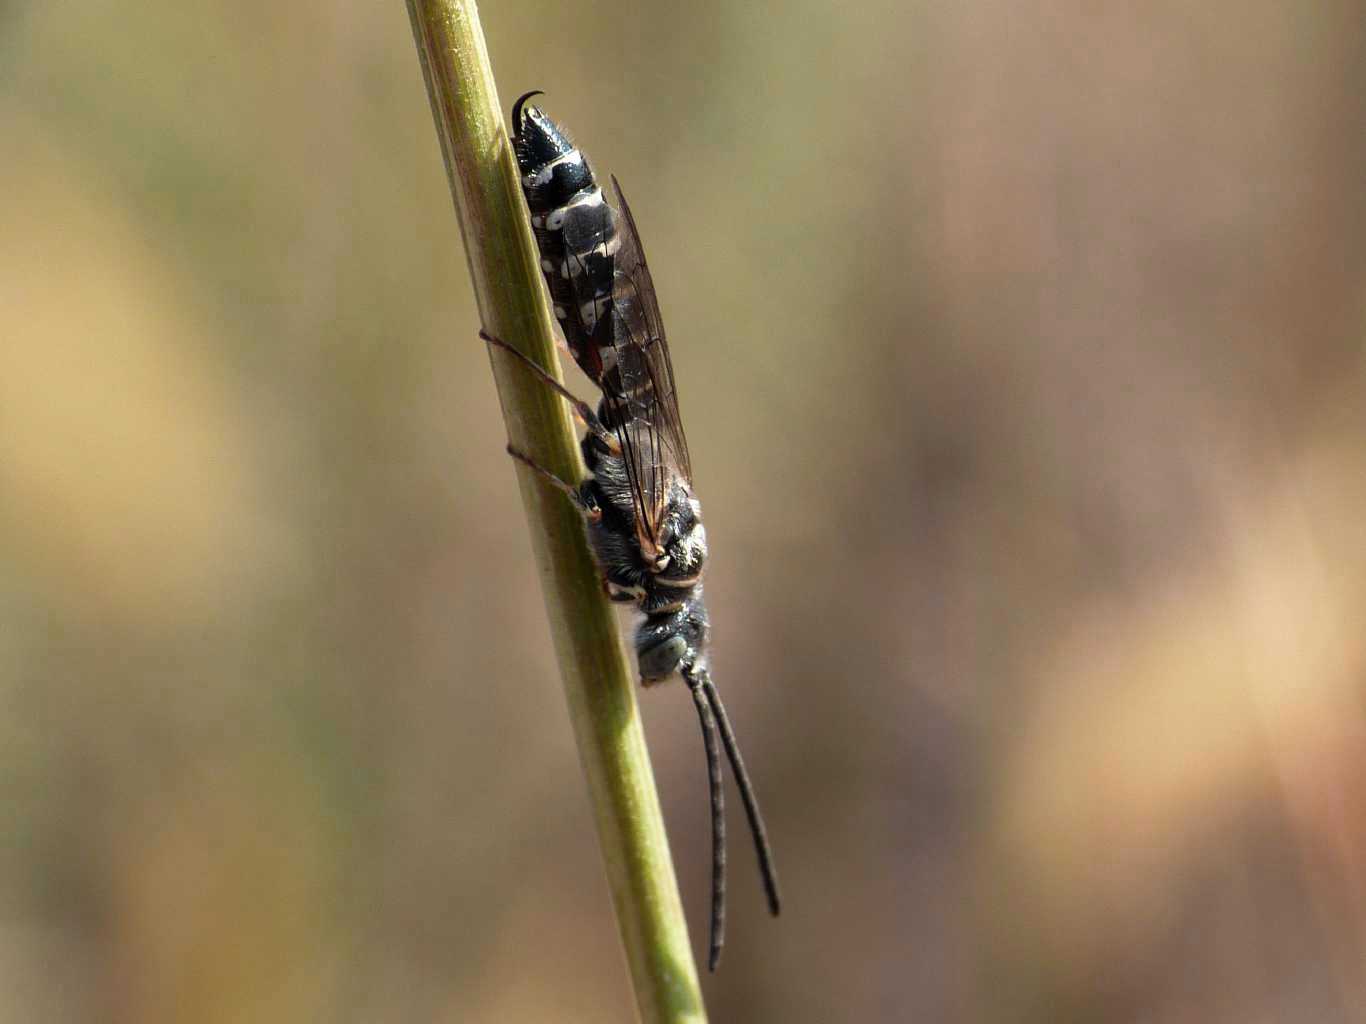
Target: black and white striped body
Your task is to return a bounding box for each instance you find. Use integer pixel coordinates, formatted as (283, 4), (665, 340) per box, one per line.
(513, 95), (621, 390)
(513, 95), (700, 658)
(496, 93), (780, 972)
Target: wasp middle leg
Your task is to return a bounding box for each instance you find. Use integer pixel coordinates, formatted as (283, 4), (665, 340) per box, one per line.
(480, 330), (618, 451)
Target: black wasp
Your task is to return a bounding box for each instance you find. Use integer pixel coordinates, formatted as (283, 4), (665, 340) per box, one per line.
(480, 92), (780, 971)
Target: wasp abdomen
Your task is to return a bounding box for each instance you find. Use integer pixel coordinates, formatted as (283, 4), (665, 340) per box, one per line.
(513, 95), (620, 385)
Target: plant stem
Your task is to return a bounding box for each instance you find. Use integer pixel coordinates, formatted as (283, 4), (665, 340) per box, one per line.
(402, 3), (706, 1020)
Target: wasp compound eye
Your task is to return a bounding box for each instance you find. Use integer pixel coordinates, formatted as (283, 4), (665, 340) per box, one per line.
(639, 635), (688, 682)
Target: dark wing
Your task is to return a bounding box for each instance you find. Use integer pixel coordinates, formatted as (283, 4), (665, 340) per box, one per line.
(605, 175), (693, 547)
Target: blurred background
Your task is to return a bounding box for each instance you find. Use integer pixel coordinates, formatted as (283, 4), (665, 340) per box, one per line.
(3, 1), (1366, 1020)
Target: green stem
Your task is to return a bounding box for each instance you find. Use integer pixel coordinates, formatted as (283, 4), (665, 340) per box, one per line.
(402, 3), (706, 1020)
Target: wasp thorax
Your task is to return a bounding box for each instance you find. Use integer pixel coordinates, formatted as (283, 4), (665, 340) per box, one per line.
(655, 509), (706, 588)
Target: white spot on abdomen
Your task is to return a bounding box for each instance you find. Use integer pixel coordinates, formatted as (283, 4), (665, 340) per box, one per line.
(523, 149), (585, 188)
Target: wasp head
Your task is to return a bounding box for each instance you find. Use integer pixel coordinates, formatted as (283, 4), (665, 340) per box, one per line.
(637, 593), (710, 684)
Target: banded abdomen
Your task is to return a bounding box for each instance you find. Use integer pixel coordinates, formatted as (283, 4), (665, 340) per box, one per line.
(512, 93), (680, 508)
(512, 92), (621, 388)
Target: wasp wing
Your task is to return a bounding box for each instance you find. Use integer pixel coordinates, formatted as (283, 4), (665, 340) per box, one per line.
(603, 175), (693, 548)
(557, 191), (616, 383)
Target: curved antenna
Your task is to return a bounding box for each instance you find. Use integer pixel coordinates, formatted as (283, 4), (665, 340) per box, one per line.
(511, 89), (544, 130)
(686, 672), (726, 970)
(701, 672), (782, 917)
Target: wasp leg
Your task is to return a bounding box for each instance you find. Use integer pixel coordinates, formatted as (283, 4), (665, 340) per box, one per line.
(480, 330), (617, 450)
(602, 578), (639, 603)
(505, 444), (601, 521)
(601, 565), (648, 603)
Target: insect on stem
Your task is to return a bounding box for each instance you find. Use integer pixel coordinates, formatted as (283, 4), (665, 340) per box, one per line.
(509, 92), (782, 974)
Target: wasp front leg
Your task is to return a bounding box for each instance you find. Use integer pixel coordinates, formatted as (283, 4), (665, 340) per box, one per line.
(598, 560), (651, 606)
(602, 578), (639, 603)
(504, 444), (602, 522)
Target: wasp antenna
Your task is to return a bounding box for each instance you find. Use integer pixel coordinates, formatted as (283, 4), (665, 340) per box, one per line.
(701, 673), (781, 917)
(511, 90), (545, 130)
(686, 671), (726, 971)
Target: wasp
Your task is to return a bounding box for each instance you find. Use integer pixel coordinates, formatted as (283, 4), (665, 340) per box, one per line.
(479, 92), (780, 970)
